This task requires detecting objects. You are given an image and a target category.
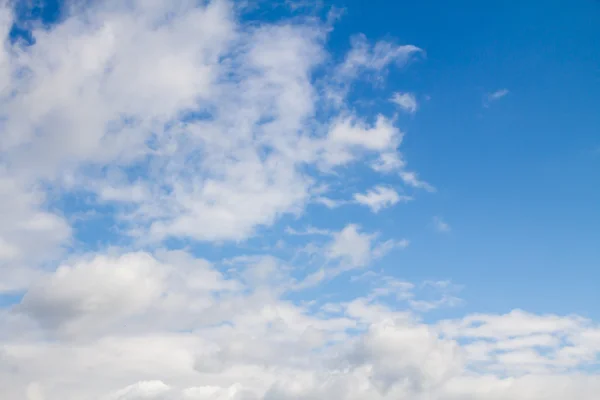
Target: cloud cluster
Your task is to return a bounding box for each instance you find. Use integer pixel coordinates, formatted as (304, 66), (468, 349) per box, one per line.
(4, 249), (600, 400)
(0, 1), (598, 399)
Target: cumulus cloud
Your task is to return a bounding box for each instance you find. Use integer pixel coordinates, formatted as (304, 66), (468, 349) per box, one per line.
(19, 252), (164, 335)
(0, 174), (71, 293)
(326, 224), (380, 268)
(321, 115), (402, 168)
(0, 1), (598, 400)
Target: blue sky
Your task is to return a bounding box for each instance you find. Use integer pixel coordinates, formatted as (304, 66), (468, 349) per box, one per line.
(242, 0), (600, 317)
(327, 0), (600, 317)
(1, 0), (600, 398)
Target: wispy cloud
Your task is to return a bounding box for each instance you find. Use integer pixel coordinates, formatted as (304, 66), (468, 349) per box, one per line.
(390, 91), (418, 114)
(314, 196), (348, 209)
(400, 171), (436, 192)
(489, 88), (509, 100)
(433, 216), (451, 233)
(484, 88), (510, 107)
(353, 185), (412, 213)
(285, 226), (331, 236)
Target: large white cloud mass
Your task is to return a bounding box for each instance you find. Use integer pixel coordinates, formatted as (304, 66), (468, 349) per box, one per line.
(1, 1), (599, 399)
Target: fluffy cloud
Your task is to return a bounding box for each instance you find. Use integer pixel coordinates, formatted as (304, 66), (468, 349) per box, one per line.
(353, 185), (410, 212)
(0, 174), (71, 293)
(18, 252), (164, 336)
(4, 261), (600, 399)
(321, 115), (401, 168)
(0, 1), (598, 400)
(325, 224), (402, 270)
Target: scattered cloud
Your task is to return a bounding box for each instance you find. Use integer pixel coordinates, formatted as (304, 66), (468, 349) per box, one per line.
(339, 34), (422, 78)
(399, 171), (436, 192)
(326, 224), (377, 268)
(390, 92), (418, 114)
(285, 226), (331, 236)
(489, 88), (510, 100)
(433, 216), (451, 233)
(314, 196), (347, 209)
(409, 280), (463, 312)
(485, 88), (510, 107)
(373, 238), (410, 258)
(321, 115), (402, 168)
(326, 33), (422, 106)
(353, 185), (411, 213)
(371, 152), (406, 173)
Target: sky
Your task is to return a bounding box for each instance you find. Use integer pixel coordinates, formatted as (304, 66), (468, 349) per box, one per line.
(0, 0), (599, 399)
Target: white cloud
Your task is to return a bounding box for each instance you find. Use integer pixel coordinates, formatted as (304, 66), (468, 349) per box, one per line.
(399, 171), (436, 192)
(326, 224), (377, 268)
(0, 0), (427, 249)
(347, 319), (464, 393)
(371, 152), (406, 173)
(1, 0), (315, 245)
(4, 258), (600, 399)
(320, 225), (408, 283)
(0, 0), (429, 252)
(321, 115), (402, 168)
(408, 281), (463, 312)
(314, 196), (347, 209)
(18, 252), (165, 336)
(325, 34), (421, 107)
(390, 92), (418, 114)
(489, 88), (510, 100)
(354, 185), (411, 212)
(436, 309), (600, 376)
(0, 174), (71, 293)
(440, 309), (587, 340)
(485, 88), (509, 106)
(339, 34), (422, 78)
(107, 380), (172, 400)
(433, 216), (451, 232)
(285, 226), (331, 236)
(287, 225), (408, 290)
(327, 115), (398, 151)
(373, 238), (410, 258)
